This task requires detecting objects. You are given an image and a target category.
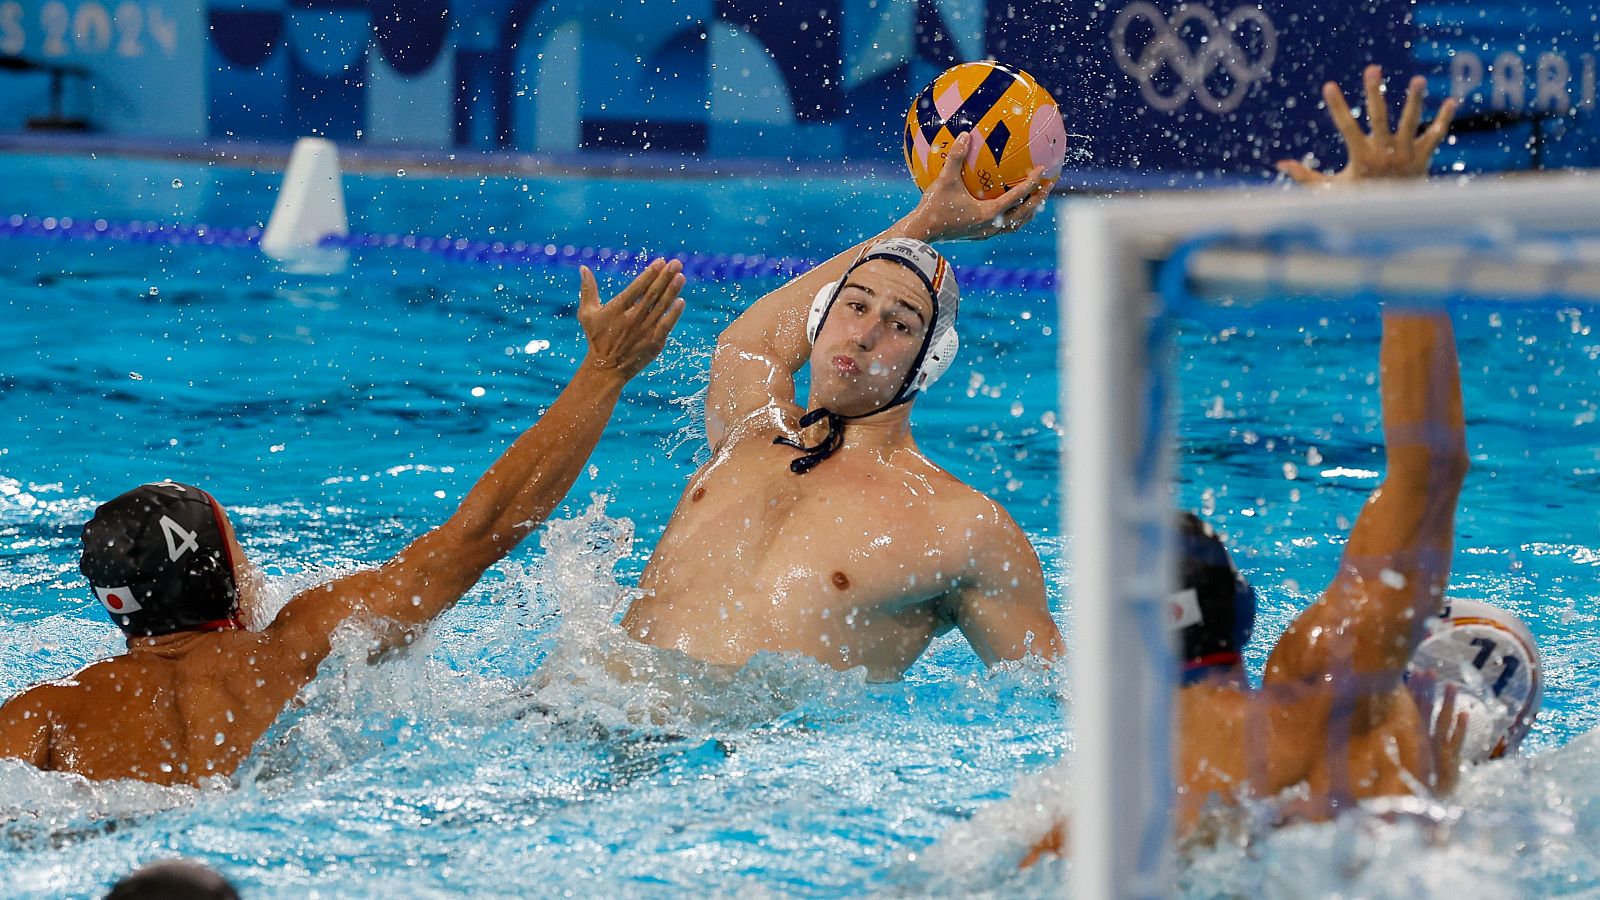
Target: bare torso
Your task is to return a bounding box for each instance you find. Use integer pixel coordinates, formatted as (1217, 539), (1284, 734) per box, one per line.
(623, 407), (1044, 680)
(6, 630), (311, 786)
(1174, 680), (1429, 831)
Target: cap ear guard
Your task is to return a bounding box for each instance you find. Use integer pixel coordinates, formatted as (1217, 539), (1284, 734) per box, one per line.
(807, 280), (842, 344)
(911, 328), (959, 391)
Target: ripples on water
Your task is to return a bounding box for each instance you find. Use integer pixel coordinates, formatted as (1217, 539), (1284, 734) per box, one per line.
(0, 494), (1067, 897)
(2, 157), (1599, 895)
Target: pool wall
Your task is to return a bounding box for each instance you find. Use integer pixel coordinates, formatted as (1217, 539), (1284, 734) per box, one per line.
(0, 1), (1596, 177)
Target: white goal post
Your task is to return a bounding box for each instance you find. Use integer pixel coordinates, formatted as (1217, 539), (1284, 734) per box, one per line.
(1060, 172), (1600, 899)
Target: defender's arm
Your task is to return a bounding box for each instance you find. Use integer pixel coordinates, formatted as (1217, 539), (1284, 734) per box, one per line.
(1265, 66), (1467, 702)
(706, 135), (1048, 448)
(948, 504), (1062, 666)
(264, 262), (686, 669)
(1265, 309), (1467, 693)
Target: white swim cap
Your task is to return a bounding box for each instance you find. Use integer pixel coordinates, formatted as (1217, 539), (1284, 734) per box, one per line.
(1405, 598), (1543, 762)
(805, 237), (961, 403)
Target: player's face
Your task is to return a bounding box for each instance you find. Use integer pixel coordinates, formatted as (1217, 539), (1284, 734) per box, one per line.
(808, 260), (934, 417)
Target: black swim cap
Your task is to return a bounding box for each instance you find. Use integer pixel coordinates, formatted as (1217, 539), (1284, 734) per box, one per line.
(1170, 512), (1257, 683)
(79, 482), (240, 637)
(107, 859), (240, 900)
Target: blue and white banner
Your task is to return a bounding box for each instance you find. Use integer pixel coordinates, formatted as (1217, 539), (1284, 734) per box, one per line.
(0, 0), (1593, 175)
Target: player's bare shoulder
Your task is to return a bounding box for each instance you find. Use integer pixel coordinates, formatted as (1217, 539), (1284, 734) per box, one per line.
(897, 450), (1033, 558)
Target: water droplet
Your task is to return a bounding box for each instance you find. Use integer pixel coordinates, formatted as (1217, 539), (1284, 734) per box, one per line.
(171, 179), (183, 189)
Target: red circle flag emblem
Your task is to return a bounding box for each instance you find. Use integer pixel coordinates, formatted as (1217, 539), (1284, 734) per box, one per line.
(94, 585), (143, 614)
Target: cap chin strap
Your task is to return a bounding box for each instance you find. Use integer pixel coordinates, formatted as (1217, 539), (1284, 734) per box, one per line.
(772, 408), (847, 474)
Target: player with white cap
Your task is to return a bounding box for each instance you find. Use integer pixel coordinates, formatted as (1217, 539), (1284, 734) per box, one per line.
(622, 134), (1062, 680)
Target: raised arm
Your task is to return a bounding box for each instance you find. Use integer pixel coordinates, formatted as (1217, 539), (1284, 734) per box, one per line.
(1265, 65), (1467, 697)
(1276, 65), (1457, 186)
(265, 260), (686, 668)
(1265, 309), (1467, 691)
(705, 134), (1049, 447)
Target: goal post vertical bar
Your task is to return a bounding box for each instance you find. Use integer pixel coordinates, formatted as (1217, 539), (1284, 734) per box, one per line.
(1062, 198), (1175, 899)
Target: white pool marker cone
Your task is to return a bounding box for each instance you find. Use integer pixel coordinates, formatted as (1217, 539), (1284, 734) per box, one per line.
(262, 137), (349, 266)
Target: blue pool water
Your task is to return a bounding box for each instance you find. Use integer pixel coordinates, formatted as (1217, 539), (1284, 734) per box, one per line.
(1, 151), (1598, 897)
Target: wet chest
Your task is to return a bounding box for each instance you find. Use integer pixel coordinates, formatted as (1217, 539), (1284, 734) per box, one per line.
(674, 443), (958, 596)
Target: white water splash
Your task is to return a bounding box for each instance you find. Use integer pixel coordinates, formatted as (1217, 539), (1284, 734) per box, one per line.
(520, 494), (872, 734)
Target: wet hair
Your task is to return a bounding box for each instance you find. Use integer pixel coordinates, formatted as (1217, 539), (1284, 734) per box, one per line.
(1173, 511), (1257, 683)
(79, 482), (240, 636)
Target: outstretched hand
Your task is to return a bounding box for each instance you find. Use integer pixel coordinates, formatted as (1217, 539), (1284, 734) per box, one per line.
(1277, 64), (1459, 185)
(906, 132), (1051, 242)
(578, 258), (686, 381)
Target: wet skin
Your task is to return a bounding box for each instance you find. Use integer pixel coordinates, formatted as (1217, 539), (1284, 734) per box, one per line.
(0, 262), (687, 785)
(0, 517), (312, 784)
(624, 168), (1064, 680)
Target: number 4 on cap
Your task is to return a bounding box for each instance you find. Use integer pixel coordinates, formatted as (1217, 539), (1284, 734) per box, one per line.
(159, 515), (200, 562)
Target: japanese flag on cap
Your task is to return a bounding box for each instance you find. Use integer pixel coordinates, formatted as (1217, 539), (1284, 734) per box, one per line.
(94, 585), (143, 615)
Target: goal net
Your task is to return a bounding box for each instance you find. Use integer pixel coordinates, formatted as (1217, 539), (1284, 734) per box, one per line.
(1060, 172), (1600, 897)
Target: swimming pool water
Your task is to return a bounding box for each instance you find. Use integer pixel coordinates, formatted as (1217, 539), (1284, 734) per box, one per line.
(1, 151), (1598, 897)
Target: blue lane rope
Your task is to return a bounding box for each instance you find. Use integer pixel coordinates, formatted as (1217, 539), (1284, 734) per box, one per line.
(0, 214), (1060, 293)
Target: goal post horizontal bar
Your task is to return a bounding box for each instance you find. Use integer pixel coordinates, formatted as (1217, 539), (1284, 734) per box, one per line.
(1187, 245), (1600, 304)
(1076, 171), (1600, 255)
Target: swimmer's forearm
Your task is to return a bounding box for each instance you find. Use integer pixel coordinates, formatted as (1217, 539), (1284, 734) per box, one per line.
(719, 211), (937, 361)
(451, 358), (626, 556)
(360, 359), (624, 626)
(1378, 310), (1467, 483)
(887, 207), (941, 245)
(266, 360), (630, 659)
(1273, 311), (1468, 686)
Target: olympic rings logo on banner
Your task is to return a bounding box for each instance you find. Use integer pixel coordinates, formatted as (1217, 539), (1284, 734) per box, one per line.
(1110, 2), (1279, 114)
